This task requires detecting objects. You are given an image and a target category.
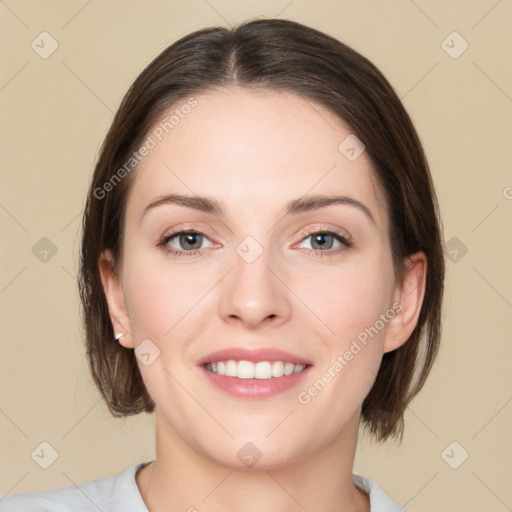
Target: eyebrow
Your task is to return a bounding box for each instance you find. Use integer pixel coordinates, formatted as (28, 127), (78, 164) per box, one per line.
(141, 193), (376, 225)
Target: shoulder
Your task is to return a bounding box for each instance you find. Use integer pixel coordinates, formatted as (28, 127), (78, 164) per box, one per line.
(352, 473), (406, 512)
(0, 463), (149, 512)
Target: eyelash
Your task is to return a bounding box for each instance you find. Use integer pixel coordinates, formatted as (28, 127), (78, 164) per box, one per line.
(157, 227), (353, 259)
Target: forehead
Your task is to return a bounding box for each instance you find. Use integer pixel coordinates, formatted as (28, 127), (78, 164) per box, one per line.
(126, 88), (388, 228)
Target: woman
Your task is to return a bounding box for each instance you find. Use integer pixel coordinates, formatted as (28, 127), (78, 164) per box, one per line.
(0, 18), (444, 512)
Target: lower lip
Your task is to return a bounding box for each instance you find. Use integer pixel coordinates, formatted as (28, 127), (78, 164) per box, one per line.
(200, 365), (312, 399)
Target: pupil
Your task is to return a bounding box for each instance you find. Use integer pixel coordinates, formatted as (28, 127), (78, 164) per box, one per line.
(181, 233), (201, 250)
(313, 233), (333, 250)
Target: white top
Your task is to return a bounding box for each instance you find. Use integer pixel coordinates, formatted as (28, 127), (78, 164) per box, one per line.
(0, 462), (406, 511)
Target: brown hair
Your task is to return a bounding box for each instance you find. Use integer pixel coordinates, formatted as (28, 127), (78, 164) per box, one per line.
(79, 18), (445, 443)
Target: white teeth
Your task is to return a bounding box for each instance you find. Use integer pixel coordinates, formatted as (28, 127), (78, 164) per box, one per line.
(284, 362), (295, 376)
(254, 361), (272, 379)
(206, 359), (307, 379)
(271, 361), (284, 377)
(237, 360), (254, 379)
(225, 360), (237, 377)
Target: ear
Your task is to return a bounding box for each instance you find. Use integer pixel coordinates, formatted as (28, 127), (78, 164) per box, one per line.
(383, 251), (427, 354)
(98, 249), (134, 349)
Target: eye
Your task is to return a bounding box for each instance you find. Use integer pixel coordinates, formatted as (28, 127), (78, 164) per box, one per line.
(157, 230), (214, 257)
(157, 227), (353, 258)
(295, 228), (352, 256)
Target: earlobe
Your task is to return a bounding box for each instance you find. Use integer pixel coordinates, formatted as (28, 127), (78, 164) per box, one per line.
(383, 251), (427, 353)
(98, 250), (134, 349)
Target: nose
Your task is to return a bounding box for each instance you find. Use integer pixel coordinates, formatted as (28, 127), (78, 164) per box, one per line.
(218, 244), (292, 330)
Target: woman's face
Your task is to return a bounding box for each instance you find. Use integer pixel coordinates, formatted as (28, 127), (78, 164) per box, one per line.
(102, 88), (424, 469)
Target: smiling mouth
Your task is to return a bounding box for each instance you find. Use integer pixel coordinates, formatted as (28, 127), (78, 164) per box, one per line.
(204, 360), (309, 379)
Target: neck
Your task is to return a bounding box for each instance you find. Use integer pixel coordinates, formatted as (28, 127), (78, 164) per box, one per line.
(136, 409), (370, 512)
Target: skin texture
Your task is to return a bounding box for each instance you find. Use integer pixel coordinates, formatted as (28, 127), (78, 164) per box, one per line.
(99, 88), (426, 512)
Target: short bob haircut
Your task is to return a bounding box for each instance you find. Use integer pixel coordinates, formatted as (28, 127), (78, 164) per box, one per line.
(79, 18), (445, 443)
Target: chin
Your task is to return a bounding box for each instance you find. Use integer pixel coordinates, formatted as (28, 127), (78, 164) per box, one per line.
(198, 434), (309, 472)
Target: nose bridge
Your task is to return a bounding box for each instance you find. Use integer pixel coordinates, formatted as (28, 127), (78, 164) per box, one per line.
(218, 235), (292, 327)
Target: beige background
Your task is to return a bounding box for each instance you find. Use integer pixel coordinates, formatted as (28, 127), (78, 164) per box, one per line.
(1, 1), (511, 511)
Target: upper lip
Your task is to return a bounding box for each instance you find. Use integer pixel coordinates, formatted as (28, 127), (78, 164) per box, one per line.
(197, 347), (312, 366)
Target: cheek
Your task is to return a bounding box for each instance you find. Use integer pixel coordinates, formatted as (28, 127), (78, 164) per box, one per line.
(124, 275), (165, 339)
(293, 251), (396, 345)
(122, 228), (396, 347)
(121, 248), (202, 340)
(294, 256), (396, 423)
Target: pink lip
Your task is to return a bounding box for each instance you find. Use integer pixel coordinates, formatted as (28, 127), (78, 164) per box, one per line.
(197, 347), (312, 366)
(200, 365), (312, 399)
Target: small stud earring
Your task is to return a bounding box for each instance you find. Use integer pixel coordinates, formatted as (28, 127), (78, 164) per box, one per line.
(115, 332), (125, 341)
